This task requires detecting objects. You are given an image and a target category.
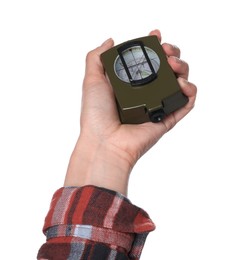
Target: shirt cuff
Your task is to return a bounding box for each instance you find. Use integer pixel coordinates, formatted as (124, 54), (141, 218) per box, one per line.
(42, 185), (155, 259)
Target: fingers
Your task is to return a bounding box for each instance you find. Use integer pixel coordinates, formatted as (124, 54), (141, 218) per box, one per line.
(168, 56), (189, 79)
(178, 77), (197, 99)
(149, 30), (180, 58)
(149, 29), (162, 42)
(85, 38), (114, 80)
(162, 77), (197, 131)
(162, 43), (181, 58)
(162, 42), (189, 79)
(149, 31), (188, 80)
(174, 77), (197, 120)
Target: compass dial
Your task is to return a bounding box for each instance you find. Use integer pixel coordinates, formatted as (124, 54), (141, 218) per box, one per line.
(114, 46), (160, 83)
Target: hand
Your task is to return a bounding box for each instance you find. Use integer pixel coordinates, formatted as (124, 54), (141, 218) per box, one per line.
(64, 30), (197, 195)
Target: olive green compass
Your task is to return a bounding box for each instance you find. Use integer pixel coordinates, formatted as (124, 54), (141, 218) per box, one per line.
(100, 35), (188, 124)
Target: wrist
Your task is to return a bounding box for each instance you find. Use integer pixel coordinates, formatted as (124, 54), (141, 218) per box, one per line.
(64, 135), (132, 196)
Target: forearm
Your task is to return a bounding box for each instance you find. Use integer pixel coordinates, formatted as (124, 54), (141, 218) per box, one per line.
(64, 135), (132, 196)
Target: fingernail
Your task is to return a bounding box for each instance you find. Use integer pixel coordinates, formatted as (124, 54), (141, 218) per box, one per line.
(101, 38), (112, 46)
(174, 56), (186, 64)
(172, 44), (179, 50)
(174, 56), (181, 63)
(178, 77), (188, 85)
(183, 78), (189, 84)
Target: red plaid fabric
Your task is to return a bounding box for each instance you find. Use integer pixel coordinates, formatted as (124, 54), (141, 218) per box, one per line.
(37, 185), (155, 259)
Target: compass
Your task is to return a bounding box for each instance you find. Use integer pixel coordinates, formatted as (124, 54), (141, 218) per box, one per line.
(114, 43), (160, 85)
(101, 35), (188, 124)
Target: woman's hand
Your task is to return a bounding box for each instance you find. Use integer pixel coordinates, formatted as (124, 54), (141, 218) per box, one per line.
(64, 29), (197, 195)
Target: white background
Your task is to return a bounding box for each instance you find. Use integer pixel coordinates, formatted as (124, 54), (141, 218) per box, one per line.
(0, 1), (230, 259)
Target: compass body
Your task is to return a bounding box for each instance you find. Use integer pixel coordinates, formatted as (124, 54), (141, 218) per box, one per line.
(101, 36), (188, 124)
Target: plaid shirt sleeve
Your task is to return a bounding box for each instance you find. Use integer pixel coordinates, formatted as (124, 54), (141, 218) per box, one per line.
(37, 185), (155, 260)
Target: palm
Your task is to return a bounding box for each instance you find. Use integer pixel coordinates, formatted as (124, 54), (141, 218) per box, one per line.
(81, 75), (169, 165)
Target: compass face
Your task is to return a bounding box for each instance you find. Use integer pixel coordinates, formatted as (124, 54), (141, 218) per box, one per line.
(114, 46), (160, 84)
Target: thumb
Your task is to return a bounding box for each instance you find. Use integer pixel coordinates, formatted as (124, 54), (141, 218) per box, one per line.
(85, 38), (114, 78)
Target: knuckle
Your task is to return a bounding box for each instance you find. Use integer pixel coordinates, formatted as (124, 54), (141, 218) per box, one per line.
(85, 50), (95, 62)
